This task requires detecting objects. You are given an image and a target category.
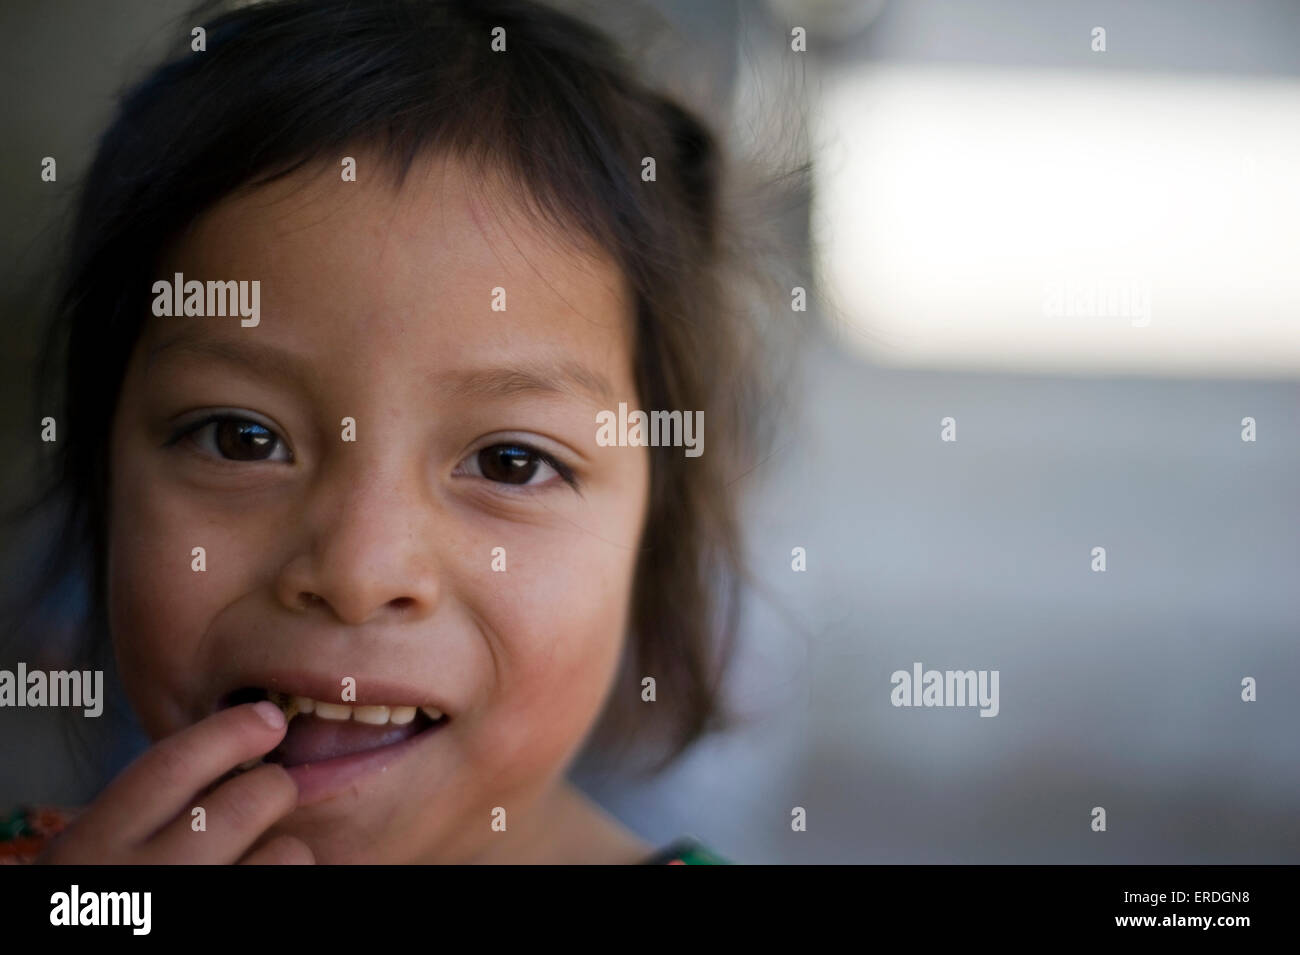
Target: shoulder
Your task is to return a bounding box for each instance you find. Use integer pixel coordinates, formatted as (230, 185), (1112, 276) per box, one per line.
(641, 836), (732, 865)
(0, 805), (81, 864)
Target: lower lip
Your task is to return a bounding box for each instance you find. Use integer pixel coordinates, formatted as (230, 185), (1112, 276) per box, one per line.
(281, 717), (449, 806)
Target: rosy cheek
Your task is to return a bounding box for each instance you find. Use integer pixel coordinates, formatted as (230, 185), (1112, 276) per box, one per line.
(467, 569), (621, 761)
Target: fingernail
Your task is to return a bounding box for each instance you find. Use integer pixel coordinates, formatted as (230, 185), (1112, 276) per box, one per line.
(252, 700), (286, 730)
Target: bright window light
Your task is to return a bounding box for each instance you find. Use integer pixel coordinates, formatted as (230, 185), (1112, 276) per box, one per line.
(812, 64), (1300, 377)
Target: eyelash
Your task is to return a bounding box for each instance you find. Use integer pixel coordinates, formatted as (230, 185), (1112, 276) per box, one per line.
(460, 442), (580, 491)
(163, 413), (580, 491)
(164, 413), (291, 463)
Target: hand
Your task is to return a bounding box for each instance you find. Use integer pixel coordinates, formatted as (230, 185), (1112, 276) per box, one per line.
(36, 701), (313, 864)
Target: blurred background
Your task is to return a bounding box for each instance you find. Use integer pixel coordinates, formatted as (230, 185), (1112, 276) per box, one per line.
(2, 0), (1297, 862)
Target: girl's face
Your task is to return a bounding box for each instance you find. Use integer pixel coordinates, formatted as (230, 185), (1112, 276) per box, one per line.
(105, 151), (650, 862)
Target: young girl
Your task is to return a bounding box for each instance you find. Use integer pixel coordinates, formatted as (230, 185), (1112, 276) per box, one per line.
(1, 0), (798, 864)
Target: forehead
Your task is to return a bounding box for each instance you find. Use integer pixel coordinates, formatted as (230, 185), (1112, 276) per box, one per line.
(147, 149), (635, 397)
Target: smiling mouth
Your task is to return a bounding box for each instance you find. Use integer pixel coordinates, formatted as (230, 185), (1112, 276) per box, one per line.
(220, 687), (450, 768)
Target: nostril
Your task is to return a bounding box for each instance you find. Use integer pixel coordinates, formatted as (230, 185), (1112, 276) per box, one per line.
(389, 597), (415, 612)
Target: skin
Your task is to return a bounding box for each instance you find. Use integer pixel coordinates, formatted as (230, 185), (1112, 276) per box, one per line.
(83, 149), (653, 863)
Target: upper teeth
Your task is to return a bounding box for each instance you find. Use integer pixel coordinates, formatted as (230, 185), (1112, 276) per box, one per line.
(267, 691), (443, 725)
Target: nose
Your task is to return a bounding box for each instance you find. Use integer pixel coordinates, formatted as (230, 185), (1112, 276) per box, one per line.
(274, 453), (441, 626)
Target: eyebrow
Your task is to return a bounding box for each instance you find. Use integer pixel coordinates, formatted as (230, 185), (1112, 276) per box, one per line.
(145, 333), (614, 405)
(436, 362), (614, 405)
(145, 334), (313, 389)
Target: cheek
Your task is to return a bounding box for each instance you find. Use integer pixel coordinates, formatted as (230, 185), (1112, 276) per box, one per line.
(465, 522), (638, 769)
(105, 441), (258, 735)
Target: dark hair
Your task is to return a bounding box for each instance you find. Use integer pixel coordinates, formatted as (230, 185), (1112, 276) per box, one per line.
(5, 0), (806, 780)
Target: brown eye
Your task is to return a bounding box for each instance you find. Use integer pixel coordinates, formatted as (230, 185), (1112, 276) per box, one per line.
(175, 415), (291, 463)
(456, 439), (576, 491)
(214, 420), (278, 460)
(477, 445), (542, 484)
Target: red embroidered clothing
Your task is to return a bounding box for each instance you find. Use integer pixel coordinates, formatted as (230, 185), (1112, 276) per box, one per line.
(0, 806), (728, 864)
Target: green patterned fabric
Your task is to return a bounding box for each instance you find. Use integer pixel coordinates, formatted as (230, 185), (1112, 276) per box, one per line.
(643, 836), (731, 865)
(3, 804), (731, 864)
